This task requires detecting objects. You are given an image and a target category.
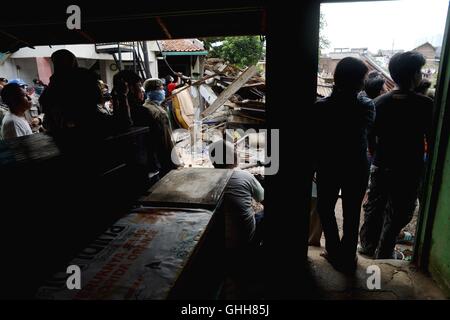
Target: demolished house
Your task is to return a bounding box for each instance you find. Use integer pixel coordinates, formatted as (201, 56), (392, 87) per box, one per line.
(168, 58), (266, 173)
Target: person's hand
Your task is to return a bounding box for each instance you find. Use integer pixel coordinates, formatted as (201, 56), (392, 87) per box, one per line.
(30, 117), (41, 127)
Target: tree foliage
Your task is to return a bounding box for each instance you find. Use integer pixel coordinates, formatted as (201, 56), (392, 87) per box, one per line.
(201, 36), (264, 68)
(319, 12), (330, 55)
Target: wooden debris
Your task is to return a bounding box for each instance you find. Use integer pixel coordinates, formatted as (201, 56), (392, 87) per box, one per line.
(172, 58), (266, 172)
(201, 65), (258, 118)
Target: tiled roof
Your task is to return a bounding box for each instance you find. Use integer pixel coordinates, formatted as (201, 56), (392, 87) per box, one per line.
(159, 39), (205, 52)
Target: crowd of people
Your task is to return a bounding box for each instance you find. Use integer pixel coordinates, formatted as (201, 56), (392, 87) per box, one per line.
(0, 49), (434, 275)
(0, 49), (185, 182)
(0, 48), (264, 255)
(312, 51), (432, 274)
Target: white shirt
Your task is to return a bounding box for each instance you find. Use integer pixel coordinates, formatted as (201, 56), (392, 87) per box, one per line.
(1, 112), (33, 139)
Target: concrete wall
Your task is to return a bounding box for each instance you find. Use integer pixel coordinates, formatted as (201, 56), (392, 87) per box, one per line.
(99, 60), (119, 88)
(3, 41), (171, 88)
(2, 58), (39, 85)
(148, 41), (160, 52)
(11, 44), (115, 60)
(192, 56), (201, 76)
(2, 56), (122, 89)
(148, 50), (158, 79)
(0, 58), (18, 80)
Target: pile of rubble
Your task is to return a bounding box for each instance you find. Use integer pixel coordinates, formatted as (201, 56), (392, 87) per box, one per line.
(170, 58), (266, 169)
(201, 58), (265, 126)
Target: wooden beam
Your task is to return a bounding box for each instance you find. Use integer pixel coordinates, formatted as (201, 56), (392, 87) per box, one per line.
(201, 65), (258, 118)
(156, 17), (172, 39)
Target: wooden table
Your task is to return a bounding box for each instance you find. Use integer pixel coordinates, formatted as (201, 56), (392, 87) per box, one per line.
(138, 167), (233, 210)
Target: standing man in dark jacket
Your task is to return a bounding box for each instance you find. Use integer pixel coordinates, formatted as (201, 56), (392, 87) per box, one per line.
(314, 57), (374, 273)
(112, 71), (181, 182)
(359, 51), (432, 259)
(143, 78), (181, 177)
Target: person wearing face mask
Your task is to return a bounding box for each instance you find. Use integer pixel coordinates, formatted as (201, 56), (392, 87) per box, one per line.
(112, 72), (181, 182)
(142, 78), (182, 178)
(145, 80), (166, 105)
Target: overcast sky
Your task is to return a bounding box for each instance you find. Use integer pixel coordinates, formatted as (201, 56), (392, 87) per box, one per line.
(321, 0), (449, 53)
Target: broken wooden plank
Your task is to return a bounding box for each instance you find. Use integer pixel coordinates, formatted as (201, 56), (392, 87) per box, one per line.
(227, 115), (265, 125)
(236, 100), (266, 109)
(201, 65), (258, 118)
(218, 63), (228, 72)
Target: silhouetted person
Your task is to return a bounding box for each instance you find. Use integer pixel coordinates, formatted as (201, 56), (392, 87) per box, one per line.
(39, 50), (78, 132)
(40, 50), (130, 136)
(313, 57), (374, 273)
(359, 70), (387, 163)
(359, 51), (432, 259)
(39, 49), (78, 132)
(360, 70), (386, 100)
